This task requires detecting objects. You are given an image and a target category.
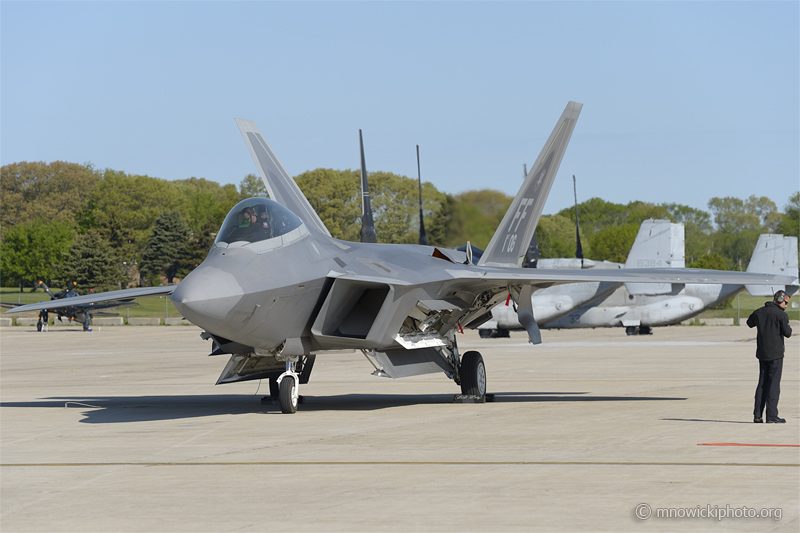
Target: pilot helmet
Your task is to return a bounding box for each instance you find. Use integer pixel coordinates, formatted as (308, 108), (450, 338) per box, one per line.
(238, 207), (254, 227)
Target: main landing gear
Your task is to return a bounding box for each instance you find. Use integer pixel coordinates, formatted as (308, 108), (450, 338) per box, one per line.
(459, 351), (487, 396)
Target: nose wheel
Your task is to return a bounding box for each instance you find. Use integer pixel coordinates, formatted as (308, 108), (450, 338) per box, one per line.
(277, 361), (299, 414)
(278, 375), (298, 413)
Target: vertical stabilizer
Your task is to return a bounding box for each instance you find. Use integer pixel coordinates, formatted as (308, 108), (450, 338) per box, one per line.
(624, 220), (685, 295)
(235, 118), (331, 237)
(785, 236), (799, 272)
(478, 102), (582, 267)
(746, 234), (788, 296)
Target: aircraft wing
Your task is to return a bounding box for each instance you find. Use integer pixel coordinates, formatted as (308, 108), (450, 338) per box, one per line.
(76, 301), (140, 311)
(236, 118), (332, 238)
(310, 260), (793, 352)
(473, 266), (796, 287)
(3, 286), (176, 314)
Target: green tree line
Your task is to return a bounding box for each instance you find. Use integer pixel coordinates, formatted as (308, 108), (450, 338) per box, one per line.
(539, 193), (798, 270)
(1, 160), (798, 292)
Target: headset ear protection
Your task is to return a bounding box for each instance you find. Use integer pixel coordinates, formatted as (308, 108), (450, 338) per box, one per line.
(775, 291), (787, 304)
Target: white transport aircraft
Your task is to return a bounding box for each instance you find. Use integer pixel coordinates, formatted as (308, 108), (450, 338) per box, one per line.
(479, 219), (684, 337)
(543, 234), (798, 335)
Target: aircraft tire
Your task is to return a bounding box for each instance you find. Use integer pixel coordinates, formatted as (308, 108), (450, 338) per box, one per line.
(479, 329), (493, 339)
(37, 320), (43, 332)
(460, 351), (486, 397)
(279, 377), (298, 414)
(497, 329), (510, 338)
(625, 326), (639, 336)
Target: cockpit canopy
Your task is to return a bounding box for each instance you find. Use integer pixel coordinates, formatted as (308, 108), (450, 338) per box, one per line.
(215, 198), (303, 245)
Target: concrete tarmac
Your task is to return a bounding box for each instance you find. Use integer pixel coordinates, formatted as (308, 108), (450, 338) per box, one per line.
(1, 325), (798, 532)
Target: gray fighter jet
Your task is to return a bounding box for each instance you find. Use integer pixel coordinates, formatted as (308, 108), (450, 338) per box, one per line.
(8, 102), (794, 414)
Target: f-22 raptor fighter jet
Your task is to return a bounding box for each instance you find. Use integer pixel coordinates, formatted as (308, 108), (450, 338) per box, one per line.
(8, 102), (794, 413)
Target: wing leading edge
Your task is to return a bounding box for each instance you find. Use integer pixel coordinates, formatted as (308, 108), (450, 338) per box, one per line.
(4, 285), (176, 314)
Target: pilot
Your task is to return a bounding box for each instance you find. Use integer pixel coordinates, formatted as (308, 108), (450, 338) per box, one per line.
(239, 205), (272, 241)
(239, 207), (257, 227)
(232, 205), (273, 242)
(229, 207), (258, 241)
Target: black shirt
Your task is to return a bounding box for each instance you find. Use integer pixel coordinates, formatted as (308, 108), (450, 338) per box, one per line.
(747, 301), (792, 360)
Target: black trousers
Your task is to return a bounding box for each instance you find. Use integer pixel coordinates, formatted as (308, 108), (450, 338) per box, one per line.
(754, 358), (783, 420)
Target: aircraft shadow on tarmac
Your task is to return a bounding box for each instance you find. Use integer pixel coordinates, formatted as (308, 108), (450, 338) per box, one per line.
(1, 392), (686, 423)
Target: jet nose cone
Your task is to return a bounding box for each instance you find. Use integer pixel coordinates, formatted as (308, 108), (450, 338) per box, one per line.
(171, 265), (244, 327)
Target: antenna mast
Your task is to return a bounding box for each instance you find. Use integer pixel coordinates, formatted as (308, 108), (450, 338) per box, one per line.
(573, 175), (584, 266)
(417, 145), (427, 245)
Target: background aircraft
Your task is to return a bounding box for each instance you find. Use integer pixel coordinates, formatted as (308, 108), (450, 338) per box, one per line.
(479, 219), (682, 337)
(543, 234), (798, 334)
(1, 281), (140, 331)
(8, 102), (793, 414)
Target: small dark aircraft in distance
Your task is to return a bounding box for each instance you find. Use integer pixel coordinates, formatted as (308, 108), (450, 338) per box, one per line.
(1, 281), (140, 331)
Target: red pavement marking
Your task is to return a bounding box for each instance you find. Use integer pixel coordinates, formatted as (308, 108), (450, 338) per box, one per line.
(698, 443), (799, 447)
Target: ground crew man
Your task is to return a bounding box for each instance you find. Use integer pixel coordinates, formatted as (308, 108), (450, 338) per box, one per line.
(747, 290), (792, 423)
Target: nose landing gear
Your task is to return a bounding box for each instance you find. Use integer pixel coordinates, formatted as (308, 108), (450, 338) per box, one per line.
(277, 361), (299, 414)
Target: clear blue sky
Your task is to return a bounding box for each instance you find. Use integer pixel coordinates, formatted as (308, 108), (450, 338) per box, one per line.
(2, 1), (798, 216)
